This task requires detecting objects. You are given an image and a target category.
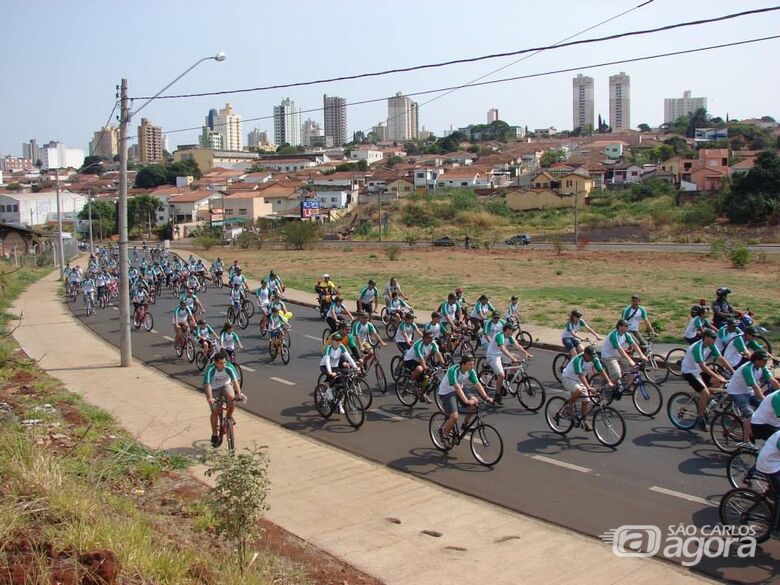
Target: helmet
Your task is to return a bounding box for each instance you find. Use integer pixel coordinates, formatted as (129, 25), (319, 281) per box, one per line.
(690, 305), (704, 316)
(716, 287), (731, 297)
(323, 274), (330, 279)
(744, 326), (758, 336)
(338, 322), (349, 331)
(492, 311), (501, 318)
(431, 311), (441, 318)
(702, 330), (717, 340)
(571, 310), (582, 318)
(460, 353), (475, 364)
(511, 295), (519, 301)
(616, 319), (628, 328)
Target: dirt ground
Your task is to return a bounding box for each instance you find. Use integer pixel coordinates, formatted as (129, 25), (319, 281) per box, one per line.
(202, 245), (780, 338)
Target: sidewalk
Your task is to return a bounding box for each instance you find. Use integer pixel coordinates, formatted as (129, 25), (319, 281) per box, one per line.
(11, 271), (713, 585)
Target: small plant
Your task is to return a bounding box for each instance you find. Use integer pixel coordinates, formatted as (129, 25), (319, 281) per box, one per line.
(385, 244), (402, 261)
(368, 254), (377, 259)
(552, 236), (566, 256)
(403, 231), (419, 247)
(196, 234), (220, 250)
(729, 244), (751, 269)
(282, 221), (320, 250)
(205, 445), (270, 573)
(555, 270), (563, 276)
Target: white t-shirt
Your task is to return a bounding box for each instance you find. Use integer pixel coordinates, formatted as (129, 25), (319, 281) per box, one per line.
(752, 392), (780, 427)
(726, 362), (772, 396)
(680, 340), (721, 375)
(600, 329), (635, 360)
(756, 429), (780, 475)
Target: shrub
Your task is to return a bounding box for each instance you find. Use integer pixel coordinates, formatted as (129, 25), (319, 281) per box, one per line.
(196, 234), (220, 250)
(552, 236), (566, 255)
(729, 244), (751, 269)
(401, 203), (439, 227)
(385, 244), (401, 261)
(282, 221), (320, 250)
(456, 210), (509, 230)
(708, 237), (728, 259)
(679, 200), (718, 228)
(403, 231), (419, 247)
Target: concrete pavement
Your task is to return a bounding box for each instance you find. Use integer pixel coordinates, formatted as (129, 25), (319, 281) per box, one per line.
(10, 273), (718, 584)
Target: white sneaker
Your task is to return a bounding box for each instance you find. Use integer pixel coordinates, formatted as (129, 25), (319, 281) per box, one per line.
(736, 441), (756, 450)
(338, 400), (345, 415)
(325, 388), (334, 401)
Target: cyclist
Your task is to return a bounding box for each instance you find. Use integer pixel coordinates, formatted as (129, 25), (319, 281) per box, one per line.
(439, 293), (459, 333)
(132, 285), (151, 320)
(383, 277), (406, 307)
(561, 345), (612, 430)
(95, 270), (109, 307)
(716, 318), (741, 353)
(754, 429), (780, 536)
(228, 283), (244, 313)
(394, 311), (419, 353)
(437, 355), (493, 443)
(81, 273), (97, 311)
(195, 319), (218, 355)
(469, 294), (495, 330)
(67, 264), (82, 296)
(267, 270), (284, 297)
(351, 311), (385, 349)
(325, 322), (364, 363)
(487, 321), (533, 404)
(255, 279), (271, 329)
(424, 312), (445, 347)
(211, 258), (224, 283)
(326, 296), (352, 334)
(267, 306), (291, 342)
(620, 295), (656, 351)
(561, 310), (600, 357)
(683, 305), (715, 344)
(453, 287), (469, 324)
(230, 267), (248, 291)
(600, 319), (648, 388)
(403, 331), (445, 393)
(751, 385), (780, 441)
(319, 333), (359, 414)
(357, 279), (379, 315)
(269, 292), (288, 316)
(727, 350), (779, 448)
(219, 322), (244, 362)
(181, 288), (205, 315)
(680, 329), (734, 430)
(172, 299), (196, 341)
(204, 351), (244, 448)
(505, 295), (521, 327)
(712, 287), (736, 329)
(386, 291), (412, 322)
(228, 260), (240, 278)
(482, 311), (505, 345)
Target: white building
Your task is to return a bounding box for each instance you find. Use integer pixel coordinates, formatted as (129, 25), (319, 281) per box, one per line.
(0, 191), (87, 227)
(214, 103), (243, 151)
(386, 92), (418, 142)
(609, 72), (631, 132)
(349, 149), (383, 164)
(487, 108), (499, 123)
(314, 190), (351, 209)
(301, 118), (322, 147)
(40, 142), (85, 170)
(572, 74), (594, 131)
(664, 90), (707, 124)
(273, 98), (301, 146)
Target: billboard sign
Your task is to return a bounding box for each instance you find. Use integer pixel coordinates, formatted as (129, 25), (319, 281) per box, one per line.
(301, 198), (320, 219)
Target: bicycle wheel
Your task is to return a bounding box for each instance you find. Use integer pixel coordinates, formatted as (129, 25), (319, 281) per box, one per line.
(380, 307), (389, 325)
(516, 376), (546, 412)
(592, 406), (626, 447)
(631, 379), (663, 417)
(470, 423), (503, 466)
(133, 312), (141, 329)
(552, 353), (570, 384)
(641, 355), (669, 385)
(232, 361), (244, 388)
(545, 397), (574, 435)
(353, 378), (373, 410)
(665, 348), (686, 377)
(709, 410), (745, 454)
(395, 375), (418, 407)
(390, 355), (402, 382)
(175, 339), (184, 358)
(225, 416), (235, 451)
(719, 488), (772, 543)
(343, 392), (365, 428)
(314, 384), (334, 418)
(259, 318), (268, 338)
(237, 309), (249, 330)
(241, 299), (255, 318)
(457, 338), (474, 358)
(385, 320), (398, 339)
(226, 307), (236, 325)
(726, 449), (769, 492)
(143, 312), (154, 332)
(754, 335), (772, 354)
(588, 375), (615, 405)
(185, 339), (195, 363)
(434, 390), (445, 413)
(372, 362), (387, 395)
(517, 330), (533, 349)
(269, 340), (278, 361)
(428, 412), (452, 451)
(667, 391), (698, 430)
(281, 342), (290, 365)
(321, 328), (331, 344)
(195, 351), (208, 372)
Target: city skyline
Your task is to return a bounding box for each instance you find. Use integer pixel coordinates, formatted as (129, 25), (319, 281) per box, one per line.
(2, 0), (780, 156)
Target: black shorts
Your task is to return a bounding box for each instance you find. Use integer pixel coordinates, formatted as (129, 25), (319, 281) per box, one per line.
(359, 301), (374, 313)
(752, 423), (779, 442)
(404, 359), (420, 370)
(682, 372), (712, 392)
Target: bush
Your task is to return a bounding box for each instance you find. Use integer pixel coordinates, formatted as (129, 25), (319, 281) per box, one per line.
(708, 237), (729, 259)
(385, 244), (401, 261)
(403, 231), (419, 247)
(235, 231), (261, 249)
(455, 210), (508, 230)
(282, 221), (320, 250)
(196, 234), (220, 250)
(401, 203), (439, 228)
(679, 200), (718, 228)
(552, 236), (566, 255)
(729, 244), (751, 269)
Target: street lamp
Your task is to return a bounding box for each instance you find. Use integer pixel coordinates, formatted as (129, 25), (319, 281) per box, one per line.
(117, 52), (225, 367)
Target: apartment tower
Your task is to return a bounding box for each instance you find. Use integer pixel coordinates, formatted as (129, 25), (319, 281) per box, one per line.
(137, 118), (163, 163)
(323, 94), (347, 147)
(572, 74), (594, 132)
(609, 72), (631, 131)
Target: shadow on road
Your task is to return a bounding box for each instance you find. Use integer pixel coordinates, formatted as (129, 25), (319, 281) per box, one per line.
(387, 446), (495, 476)
(516, 430), (616, 454)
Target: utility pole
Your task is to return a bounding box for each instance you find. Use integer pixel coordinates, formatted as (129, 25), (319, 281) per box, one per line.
(55, 170), (64, 279)
(87, 189), (94, 254)
(118, 78), (132, 366)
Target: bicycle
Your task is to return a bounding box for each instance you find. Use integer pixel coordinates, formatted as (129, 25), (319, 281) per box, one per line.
(132, 304), (154, 332)
(268, 329), (290, 364)
(726, 444), (770, 493)
(636, 333), (669, 384)
(313, 369), (367, 428)
(396, 365), (445, 408)
(226, 301), (249, 329)
(97, 287), (108, 310)
(195, 341), (218, 372)
(83, 291), (96, 316)
(476, 359), (546, 412)
(211, 269), (224, 289)
(213, 394), (247, 451)
(545, 388), (627, 447)
(666, 388), (731, 431)
(429, 403), (504, 466)
(174, 325), (196, 362)
(665, 346), (688, 377)
(552, 337), (595, 384)
(505, 317), (533, 349)
(719, 481), (777, 543)
(589, 363), (664, 417)
(360, 347), (387, 396)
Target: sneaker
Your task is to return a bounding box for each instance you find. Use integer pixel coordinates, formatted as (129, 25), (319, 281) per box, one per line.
(736, 441), (757, 450)
(325, 388), (334, 401)
(210, 434), (219, 448)
(696, 416), (707, 431)
(420, 393), (431, 403)
(338, 401), (345, 415)
(494, 393), (503, 405)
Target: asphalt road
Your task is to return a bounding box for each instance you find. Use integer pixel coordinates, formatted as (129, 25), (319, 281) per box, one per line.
(69, 287), (779, 584)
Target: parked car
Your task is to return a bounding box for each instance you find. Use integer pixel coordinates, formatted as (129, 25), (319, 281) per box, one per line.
(431, 236), (456, 247)
(506, 234), (531, 246)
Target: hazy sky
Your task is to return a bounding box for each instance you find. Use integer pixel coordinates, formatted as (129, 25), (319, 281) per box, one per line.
(2, 0), (779, 157)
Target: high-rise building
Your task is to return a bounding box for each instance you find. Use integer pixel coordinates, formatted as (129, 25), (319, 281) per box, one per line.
(664, 90), (708, 124)
(301, 118), (322, 147)
(609, 72), (631, 132)
(273, 98), (301, 146)
(370, 123), (385, 143)
(138, 118), (163, 163)
(487, 108), (499, 123)
(572, 74), (594, 132)
(214, 103), (242, 151)
(22, 139), (39, 165)
(89, 126), (119, 159)
(39, 141), (85, 170)
(247, 128), (269, 147)
(323, 94), (347, 147)
(200, 128), (224, 150)
(387, 92), (418, 142)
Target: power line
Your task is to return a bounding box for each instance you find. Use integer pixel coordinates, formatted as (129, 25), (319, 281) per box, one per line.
(155, 34), (780, 138)
(84, 100), (120, 160)
(132, 5), (780, 101)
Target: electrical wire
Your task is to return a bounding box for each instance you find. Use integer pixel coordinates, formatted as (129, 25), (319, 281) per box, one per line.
(154, 34), (780, 138)
(132, 5), (780, 101)
(82, 100), (120, 162)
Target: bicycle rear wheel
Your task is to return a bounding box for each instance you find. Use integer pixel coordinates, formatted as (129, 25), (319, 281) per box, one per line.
(395, 375), (418, 407)
(517, 330), (533, 349)
(719, 488), (772, 543)
(143, 312), (154, 332)
(280, 341), (290, 365)
(225, 416), (235, 451)
(642, 355), (669, 384)
(552, 353), (569, 384)
(631, 379), (663, 417)
(390, 355), (402, 382)
(592, 406), (626, 447)
(343, 392), (365, 428)
(353, 378), (373, 410)
(371, 362), (387, 395)
(516, 376), (545, 412)
(726, 449), (769, 492)
(195, 351), (208, 372)
(709, 410), (745, 454)
(754, 335), (772, 355)
(665, 348), (686, 377)
(380, 307), (389, 325)
(314, 384), (335, 419)
(241, 299), (255, 318)
(227, 307), (237, 325)
(175, 339), (184, 358)
(545, 397), (574, 435)
(321, 328), (331, 344)
(667, 391), (698, 430)
(231, 361), (244, 387)
(237, 310), (249, 330)
(385, 320), (398, 339)
(185, 339), (195, 363)
(470, 423), (503, 466)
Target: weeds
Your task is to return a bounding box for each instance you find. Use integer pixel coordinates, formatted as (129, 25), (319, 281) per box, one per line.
(385, 244), (402, 261)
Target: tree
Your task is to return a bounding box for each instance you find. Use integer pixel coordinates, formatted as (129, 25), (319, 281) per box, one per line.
(386, 155), (403, 168)
(78, 199), (117, 237)
(637, 123), (651, 133)
(282, 221), (321, 250)
(540, 149), (566, 168)
(725, 151), (780, 223)
(134, 164), (168, 189)
(80, 155), (104, 175)
(128, 194), (162, 233)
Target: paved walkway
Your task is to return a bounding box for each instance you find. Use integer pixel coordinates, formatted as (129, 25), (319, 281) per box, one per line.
(11, 270), (713, 585)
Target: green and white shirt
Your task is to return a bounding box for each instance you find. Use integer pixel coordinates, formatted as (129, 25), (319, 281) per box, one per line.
(220, 331), (241, 350)
(470, 300), (495, 319)
(723, 334), (763, 367)
(351, 320), (378, 343)
(562, 354), (603, 383)
(438, 364), (479, 396)
(726, 362), (772, 396)
(621, 305), (648, 331)
(486, 332), (517, 359)
(359, 285), (378, 304)
(424, 320), (444, 339)
(404, 338), (440, 362)
(394, 321), (418, 344)
(756, 429), (780, 475)
(752, 392), (780, 427)
(562, 318), (587, 340)
(600, 329), (635, 360)
(203, 363), (239, 389)
(683, 316), (710, 339)
(681, 340), (721, 375)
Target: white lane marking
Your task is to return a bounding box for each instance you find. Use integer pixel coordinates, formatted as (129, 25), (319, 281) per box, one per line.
(112, 306), (119, 311)
(530, 455), (591, 474)
(221, 311), (228, 315)
(163, 335), (174, 342)
(270, 376), (295, 386)
(649, 486), (715, 507)
(151, 329), (158, 333)
(242, 365), (256, 372)
(304, 334), (321, 341)
(370, 409), (406, 422)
